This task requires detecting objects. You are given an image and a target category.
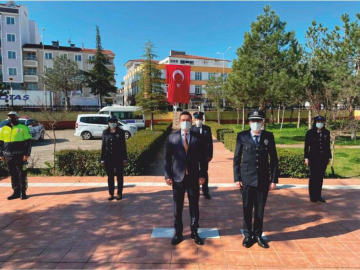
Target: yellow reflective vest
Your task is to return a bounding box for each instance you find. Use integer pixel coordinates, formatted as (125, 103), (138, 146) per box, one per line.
(0, 123), (32, 157)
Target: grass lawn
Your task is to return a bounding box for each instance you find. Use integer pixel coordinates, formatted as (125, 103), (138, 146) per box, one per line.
(0, 111), (99, 121)
(223, 123), (360, 146)
(278, 148), (360, 178)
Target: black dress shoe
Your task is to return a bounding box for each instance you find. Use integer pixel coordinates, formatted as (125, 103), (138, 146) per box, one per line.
(7, 192), (20, 200)
(318, 197), (326, 203)
(242, 237), (253, 248)
(171, 235), (183, 245)
(191, 232), (204, 245)
(116, 194), (122, 201)
(310, 199), (318, 203)
(20, 191), (27, 200)
(108, 195), (115, 201)
(203, 193), (211, 200)
(254, 236), (269, 249)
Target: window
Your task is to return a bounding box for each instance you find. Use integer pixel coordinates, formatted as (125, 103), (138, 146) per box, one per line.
(180, 60), (194, 65)
(195, 72), (202, 80)
(6, 17), (15, 25)
(170, 59), (178, 63)
(60, 54), (67, 59)
(223, 73), (228, 80)
(27, 83), (37, 90)
(111, 111), (142, 120)
(195, 85), (202, 95)
(80, 116), (108, 124)
(25, 53), (36, 60)
(208, 73), (215, 80)
(25, 68), (37, 75)
(75, 55), (82, 61)
(88, 55), (95, 61)
(45, 52), (53, 60)
(7, 34), (15, 42)
(7, 51), (16, 59)
(9, 68), (17, 76)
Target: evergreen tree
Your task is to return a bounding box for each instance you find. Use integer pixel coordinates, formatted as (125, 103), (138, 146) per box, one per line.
(135, 40), (167, 131)
(84, 26), (117, 107)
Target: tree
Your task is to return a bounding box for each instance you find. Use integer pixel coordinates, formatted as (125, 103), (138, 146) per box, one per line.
(42, 55), (83, 110)
(205, 74), (225, 124)
(231, 5), (301, 125)
(135, 40), (167, 131)
(84, 26), (117, 107)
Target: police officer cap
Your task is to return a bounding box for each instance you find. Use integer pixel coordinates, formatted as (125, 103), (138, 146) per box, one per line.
(7, 111), (18, 117)
(248, 110), (265, 120)
(108, 116), (118, 122)
(193, 112), (204, 119)
(314, 116), (326, 122)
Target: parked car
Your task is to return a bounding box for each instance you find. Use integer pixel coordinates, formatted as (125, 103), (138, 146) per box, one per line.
(74, 114), (138, 140)
(98, 106), (146, 129)
(0, 117), (45, 141)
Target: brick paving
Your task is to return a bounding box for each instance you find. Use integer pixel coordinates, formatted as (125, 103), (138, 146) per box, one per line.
(0, 137), (359, 269)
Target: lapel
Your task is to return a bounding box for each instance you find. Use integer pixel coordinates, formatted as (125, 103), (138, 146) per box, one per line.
(177, 130), (186, 156)
(187, 130), (195, 155)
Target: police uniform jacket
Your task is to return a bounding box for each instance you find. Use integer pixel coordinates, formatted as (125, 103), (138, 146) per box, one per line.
(0, 123), (32, 157)
(190, 124), (213, 159)
(233, 130), (278, 187)
(165, 130), (206, 182)
(101, 127), (127, 163)
(304, 128), (331, 161)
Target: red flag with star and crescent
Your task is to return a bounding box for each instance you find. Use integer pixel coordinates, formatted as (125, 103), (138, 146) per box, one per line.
(166, 64), (191, 104)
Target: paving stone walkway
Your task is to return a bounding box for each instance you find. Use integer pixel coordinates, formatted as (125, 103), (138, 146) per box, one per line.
(0, 137), (359, 269)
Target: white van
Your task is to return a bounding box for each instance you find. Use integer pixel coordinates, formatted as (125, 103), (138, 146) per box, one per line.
(98, 106), (145, 129)
(74, 114), (138, 140)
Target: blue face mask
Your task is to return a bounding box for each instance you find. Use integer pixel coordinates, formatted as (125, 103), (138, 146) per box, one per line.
(109, 123), (117, 129)
(316, 123), (324, 129)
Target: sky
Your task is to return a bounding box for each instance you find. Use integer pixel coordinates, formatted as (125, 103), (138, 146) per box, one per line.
(17, 1), (360, 87)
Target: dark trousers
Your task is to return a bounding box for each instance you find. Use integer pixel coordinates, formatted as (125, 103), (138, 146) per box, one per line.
(309, 158), (328, 201)
(5, 155), (27, 193)
(242, 185), (269, 238)
(173, 175), (200, 235)
(105, 161), (124, 196)
(202, 161), (209, 195)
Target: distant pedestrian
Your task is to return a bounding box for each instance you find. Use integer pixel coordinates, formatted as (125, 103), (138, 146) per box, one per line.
(304, 116), (331, 203)
(101, 116), (127, 201)
(0, 111), (32, 200)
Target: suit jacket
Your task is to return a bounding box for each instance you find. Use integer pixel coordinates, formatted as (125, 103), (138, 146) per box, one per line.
(191, 124), (213, 159)
(101, 127), (127, 163)
(233, 130), (278, 187)
(304, 128), (332, 161)
(165, 130), (206, 182)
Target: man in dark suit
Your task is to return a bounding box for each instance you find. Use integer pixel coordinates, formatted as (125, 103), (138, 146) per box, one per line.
(165, 111), (206, 245)
(233, 110), (278, 249)
(191, 112), (213, 199)
(304, 116), (331, 203)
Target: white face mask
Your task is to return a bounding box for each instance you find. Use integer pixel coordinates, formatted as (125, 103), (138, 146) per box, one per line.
(316, 123), (324, 129)
(250, 122), (262, 132)
(180, 121), (191, 132)
(109, 123), (117, 129)
(195, 120), (203, 127)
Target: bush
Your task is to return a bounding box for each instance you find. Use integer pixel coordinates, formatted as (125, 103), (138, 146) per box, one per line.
(278, 149), (308, 178)
(55, 123), (172, 176)
(206, 121), (233, 141)
(224, 133), (237, 152)
(218, 129), (234, 142)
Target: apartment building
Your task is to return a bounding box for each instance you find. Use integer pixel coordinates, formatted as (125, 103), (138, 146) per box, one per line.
(0, 1), (116, 107)
(122, 50), (231, 110)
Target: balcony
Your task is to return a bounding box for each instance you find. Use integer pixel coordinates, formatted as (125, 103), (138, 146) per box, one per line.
(23, 56), (38, 67)
(105, 62), (115, 71)
(23, 72), (38, 83)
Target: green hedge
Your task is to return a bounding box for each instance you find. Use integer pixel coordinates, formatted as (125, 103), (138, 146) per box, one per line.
(206, 121), (233, 141)
(54, 123), (172, 176)
(222, 132), (308, 178)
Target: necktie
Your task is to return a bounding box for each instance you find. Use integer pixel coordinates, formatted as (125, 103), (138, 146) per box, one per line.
(254, 135), (259, 147)
(184, 132), (189, 175)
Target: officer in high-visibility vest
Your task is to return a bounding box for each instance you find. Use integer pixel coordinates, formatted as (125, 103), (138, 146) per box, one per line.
(0, 111), (32, 200)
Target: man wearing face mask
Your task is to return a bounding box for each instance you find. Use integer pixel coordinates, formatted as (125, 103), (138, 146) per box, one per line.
(101, 116), (127, 201)
(191, 112), (213, 199)
(304, 116), (331, 203)
(233, 110), (278, 249)
(0, 111), (32, 200)
(165, 111), (207, 245)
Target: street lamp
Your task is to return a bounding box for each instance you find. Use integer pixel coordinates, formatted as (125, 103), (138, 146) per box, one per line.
(217, 47), (231, 107)
(9, 77), (13, 109)
(42, 27), (47, 109)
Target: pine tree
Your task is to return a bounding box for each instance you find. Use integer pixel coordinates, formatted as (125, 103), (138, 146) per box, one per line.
(135, 40), (167, 131)
(84, 26), (117, 107)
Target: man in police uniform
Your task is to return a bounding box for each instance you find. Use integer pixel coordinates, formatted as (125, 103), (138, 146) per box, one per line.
(304, 116), (331, 203)
(191, 112), (213, 199)
(0, 112), (32, 200)
(233, 110), (278, 249)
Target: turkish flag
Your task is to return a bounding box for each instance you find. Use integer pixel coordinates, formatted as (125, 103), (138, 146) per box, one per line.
(166, 64), (190, 104)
